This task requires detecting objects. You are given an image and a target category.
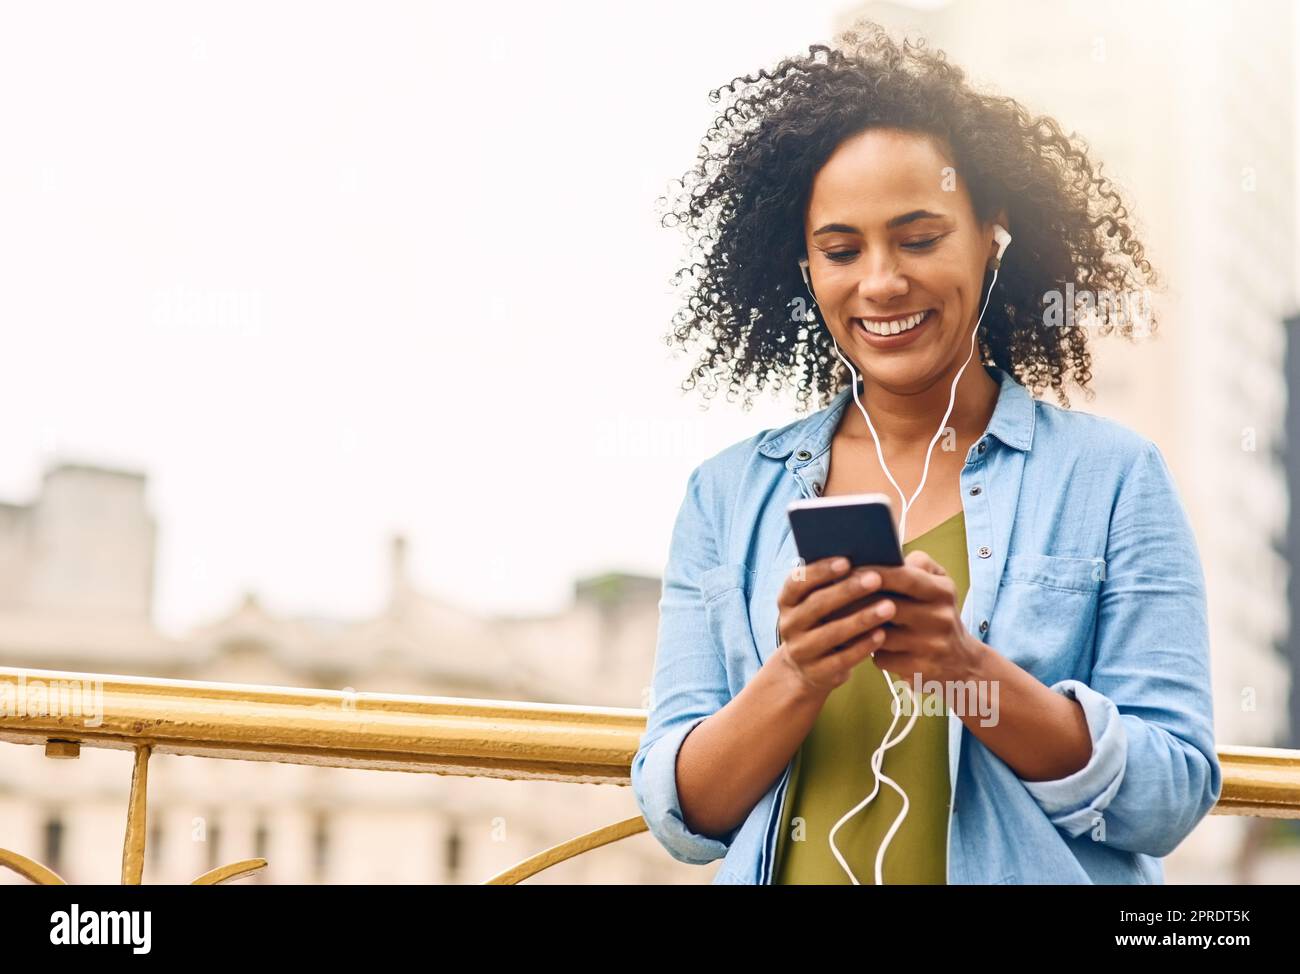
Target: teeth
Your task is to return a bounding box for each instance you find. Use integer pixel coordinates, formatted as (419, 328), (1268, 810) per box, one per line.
(858, 310), (928, 336)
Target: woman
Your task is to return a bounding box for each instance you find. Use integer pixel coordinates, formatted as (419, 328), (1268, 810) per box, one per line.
(631, 20), (1221, 884)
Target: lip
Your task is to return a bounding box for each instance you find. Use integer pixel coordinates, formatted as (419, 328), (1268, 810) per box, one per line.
(853, 309), (936, 349)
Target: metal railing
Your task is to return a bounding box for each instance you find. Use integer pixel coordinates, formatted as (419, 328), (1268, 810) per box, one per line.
(0, 665), (1296, 884)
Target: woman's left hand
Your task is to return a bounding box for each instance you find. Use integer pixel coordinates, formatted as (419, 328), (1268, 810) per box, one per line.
(863, 550), (985, 686)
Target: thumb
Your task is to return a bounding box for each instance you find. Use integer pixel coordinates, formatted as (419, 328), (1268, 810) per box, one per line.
(904, 548), (946, 576)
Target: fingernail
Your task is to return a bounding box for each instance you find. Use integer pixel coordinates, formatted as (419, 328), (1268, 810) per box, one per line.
(833, 558), (849, 571)
(860, 571), (879, 589)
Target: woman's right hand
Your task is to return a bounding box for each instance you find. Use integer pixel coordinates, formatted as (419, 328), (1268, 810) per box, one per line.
(773, 556), (896, 698)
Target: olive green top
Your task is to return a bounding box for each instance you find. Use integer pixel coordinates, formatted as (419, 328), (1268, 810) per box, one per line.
(773, 510), (969, 885)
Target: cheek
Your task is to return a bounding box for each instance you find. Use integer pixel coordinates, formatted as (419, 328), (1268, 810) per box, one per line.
(826, 276), (859, 307)
(932, 276), (978, 330)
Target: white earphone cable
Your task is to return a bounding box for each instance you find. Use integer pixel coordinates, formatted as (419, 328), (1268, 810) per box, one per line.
(798, 229), (1007, 884)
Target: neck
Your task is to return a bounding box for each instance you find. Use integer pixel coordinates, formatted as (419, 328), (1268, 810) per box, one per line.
(843, 362), (1000, 453)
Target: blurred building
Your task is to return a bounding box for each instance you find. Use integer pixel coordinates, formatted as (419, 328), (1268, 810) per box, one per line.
(840, 0), (1298, 880)
(0, 462), (694, 884)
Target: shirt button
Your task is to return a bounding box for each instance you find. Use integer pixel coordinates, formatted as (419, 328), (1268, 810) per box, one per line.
(977, 545), (992, 558)
(812, 482), (823, 495)
(979, 619), (989, 634)
(970, 486), (982, 496)
(795, 449), (812, 461)
(977, 441), (987, 454)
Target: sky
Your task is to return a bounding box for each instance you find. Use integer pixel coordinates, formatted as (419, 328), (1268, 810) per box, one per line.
(1, 1), (1296, 637)
(0, 0), (858, 634)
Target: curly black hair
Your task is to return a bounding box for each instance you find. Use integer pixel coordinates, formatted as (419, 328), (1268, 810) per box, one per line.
(658, 18), (1159, 413)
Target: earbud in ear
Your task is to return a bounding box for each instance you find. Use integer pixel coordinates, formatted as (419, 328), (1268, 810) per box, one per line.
(797, 257), (817, 322)
(990, 225), (1012, 270)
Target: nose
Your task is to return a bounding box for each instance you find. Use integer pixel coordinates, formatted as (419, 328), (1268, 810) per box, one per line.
(856, 248), (910, 305)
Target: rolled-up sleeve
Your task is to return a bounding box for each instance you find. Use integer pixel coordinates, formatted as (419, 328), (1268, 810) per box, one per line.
(630, 463), (739, 865)
(1020, 439), (1222, 857)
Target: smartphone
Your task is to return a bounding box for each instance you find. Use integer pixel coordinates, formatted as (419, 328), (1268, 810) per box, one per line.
(786, 492), (904, 569)
(784, 493), (904, 636)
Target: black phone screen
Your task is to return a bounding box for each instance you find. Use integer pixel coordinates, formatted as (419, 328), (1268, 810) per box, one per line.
(786, 496), (904, 569)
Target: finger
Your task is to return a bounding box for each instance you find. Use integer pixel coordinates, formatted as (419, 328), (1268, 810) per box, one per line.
(804, 629), (885, 688)
(837, 625), (889, 656)
(778, 556), (850, 610)
(866, 597), (936, 633)
(872, 561), (953, 602)
(869, 625), (921, 654)
(803, 597), (896, 658)
(786, 567), (884, 632)
(906, 549), (947, 576)
(782, 595), (891, 668)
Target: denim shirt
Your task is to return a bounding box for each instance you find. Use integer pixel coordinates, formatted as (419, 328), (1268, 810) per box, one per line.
(631, 365), (1222, 884)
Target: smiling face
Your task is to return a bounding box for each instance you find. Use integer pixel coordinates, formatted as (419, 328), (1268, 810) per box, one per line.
(803, 127), (1007, 393)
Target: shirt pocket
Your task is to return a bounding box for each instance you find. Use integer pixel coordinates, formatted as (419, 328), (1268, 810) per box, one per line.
(993, 553), (1105, 685)
(700, 562), (759, 697)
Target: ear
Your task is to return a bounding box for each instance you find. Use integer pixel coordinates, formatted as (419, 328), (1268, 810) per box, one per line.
(988, 209), (1010, 254)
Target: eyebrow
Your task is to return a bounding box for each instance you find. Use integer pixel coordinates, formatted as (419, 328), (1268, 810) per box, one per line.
(812, 210), (948, 236)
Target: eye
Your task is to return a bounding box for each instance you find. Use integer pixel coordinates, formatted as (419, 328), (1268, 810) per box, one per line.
(823, 235), (945, 263)
(902, 236), (943, 251)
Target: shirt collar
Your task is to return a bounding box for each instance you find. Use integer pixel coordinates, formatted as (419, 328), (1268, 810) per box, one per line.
(756, 364), (1036, 465)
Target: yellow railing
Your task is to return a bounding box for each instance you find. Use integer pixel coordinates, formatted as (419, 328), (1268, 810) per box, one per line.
(0, 665), (1297, 883)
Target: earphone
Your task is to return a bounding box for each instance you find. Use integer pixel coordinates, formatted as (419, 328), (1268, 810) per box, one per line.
(796, 222), (1010, 885)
